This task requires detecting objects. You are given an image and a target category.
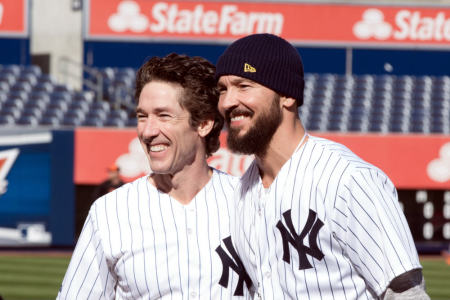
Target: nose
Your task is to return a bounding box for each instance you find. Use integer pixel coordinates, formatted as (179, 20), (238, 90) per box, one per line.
(218, 88), (238, 116)
(140, 116), (161, 139)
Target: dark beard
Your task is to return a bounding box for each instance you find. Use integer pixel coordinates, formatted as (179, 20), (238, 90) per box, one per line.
(227, 95), (282, 156)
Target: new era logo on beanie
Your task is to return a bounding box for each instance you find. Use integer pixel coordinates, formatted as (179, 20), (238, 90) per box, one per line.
(215, 33), (304, 106)
(244, 63), (256, 73)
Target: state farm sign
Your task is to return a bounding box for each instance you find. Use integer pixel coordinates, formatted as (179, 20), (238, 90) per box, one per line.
(87, 0), (450, 48)
(107, 2), (283, 36)
(0, 0), (28, 36)
(354, 8), (450, 42)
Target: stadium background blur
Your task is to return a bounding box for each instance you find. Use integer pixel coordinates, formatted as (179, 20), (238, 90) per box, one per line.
(0, 0), (450, 257)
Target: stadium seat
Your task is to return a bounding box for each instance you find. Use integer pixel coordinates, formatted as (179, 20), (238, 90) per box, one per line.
(23, 107), (43, 120)
(104, 118), (125, 127)
(34, 82), (54, 93)
(83, 118), (104, 127)
(43, 108), (65, 121)
(40, 116), (61, 126)
(2, 65), (21, 76)
(17, 115), (39, 126)
(0, 73), (16, 85)
(126, 117), (137, 127)
(0, 114), (15, 125)
(3, 97), (25, 110)
(108, 109), (128, 120)
(50, 91), (72, 102)
(62, 115), (83, 127)
(0, 106), (21, 120)
(22, 65), (42, 76)
(0, 81), (9, 92)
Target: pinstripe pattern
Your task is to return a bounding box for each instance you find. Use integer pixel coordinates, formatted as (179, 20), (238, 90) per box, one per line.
(233, 135), (421, 299)
(58, 168), (252, 299)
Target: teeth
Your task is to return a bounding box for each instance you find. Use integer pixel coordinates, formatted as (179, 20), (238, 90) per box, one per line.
(150, 145), (167, 152)
(231, 115), (245, 122)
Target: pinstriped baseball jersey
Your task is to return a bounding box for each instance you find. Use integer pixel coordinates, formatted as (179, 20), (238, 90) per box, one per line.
(58, 168), (253, 299)
(232, 135), (422, 299)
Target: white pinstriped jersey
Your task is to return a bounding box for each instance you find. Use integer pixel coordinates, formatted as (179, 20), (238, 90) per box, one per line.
(58, 168), (254, 299)
(232, 135), (422, 299)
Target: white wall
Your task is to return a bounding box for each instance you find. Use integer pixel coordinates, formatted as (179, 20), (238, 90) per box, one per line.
(30, 0), (83, 89)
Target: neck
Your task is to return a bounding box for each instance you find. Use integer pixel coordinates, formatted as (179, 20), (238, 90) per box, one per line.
(256, 118), (306, 188)
(150, 159), (212, 205)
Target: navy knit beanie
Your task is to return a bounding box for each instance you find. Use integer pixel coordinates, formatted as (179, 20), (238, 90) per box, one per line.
(215, 33), (304, 106)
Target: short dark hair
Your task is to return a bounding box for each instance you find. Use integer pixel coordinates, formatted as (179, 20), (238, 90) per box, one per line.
(135, 53), (223, 157)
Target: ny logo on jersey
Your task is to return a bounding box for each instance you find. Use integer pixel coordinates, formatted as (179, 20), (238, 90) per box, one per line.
(216, 236), (253, 296)
(276, 209), (324, 270)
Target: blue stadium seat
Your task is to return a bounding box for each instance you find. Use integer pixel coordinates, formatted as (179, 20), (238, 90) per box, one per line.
(91, 100), (111, 113)
(108, 109), (128, 120)
(3, 97), (25, 110)
(37, 74), (55, 84)
(69, 101), (90, 113)
(0, 73), (16, 85)
(0, 106), (21, 120)
(43, 107), (65, 121)
(23, 107), (43, 120)
(83, 118), (104, 127)
(11, 81), (32, 93)
(50, 91), (72, 102)
(2, 65), (21, 76)
(34, 82), (54, 93)
(29, 91), (51, 104)
(40, 116), (61, 126)
(104, 118), (126, 127)
(62, 115), (83, 126)
(65, 109), (85, 122)
(48, 101), (69, 114)
(8, 90), (28, 102)
(126, 118), (137, 127)
(86, 109), (107, 122)
(22, 65), (42, 77)
(0, 114), (16, 125)
(17, 115), (39, 126)
(0, 81), (9, 92)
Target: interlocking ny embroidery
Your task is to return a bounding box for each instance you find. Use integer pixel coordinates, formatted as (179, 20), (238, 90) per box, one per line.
(276, 209), (325, 270)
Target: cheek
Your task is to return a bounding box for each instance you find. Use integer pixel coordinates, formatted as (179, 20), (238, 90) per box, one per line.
(218, 96), (227, 115)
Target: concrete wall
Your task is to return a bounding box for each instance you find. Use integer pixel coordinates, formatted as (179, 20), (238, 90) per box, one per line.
(30, 0), (82, 89)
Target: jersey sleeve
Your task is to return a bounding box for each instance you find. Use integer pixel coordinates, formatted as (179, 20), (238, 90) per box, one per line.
(332, 166), (422, 297)
(57, 203), (116, 299)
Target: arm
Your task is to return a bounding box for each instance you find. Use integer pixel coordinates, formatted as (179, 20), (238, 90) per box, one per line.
(382, 268), (429, 300)
(332, 166), (428, 298)
(57, 205), (116, 299)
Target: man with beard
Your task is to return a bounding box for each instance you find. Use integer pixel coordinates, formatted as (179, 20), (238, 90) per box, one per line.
(58, 53), (253, 299)
(216, 33), (429, 299)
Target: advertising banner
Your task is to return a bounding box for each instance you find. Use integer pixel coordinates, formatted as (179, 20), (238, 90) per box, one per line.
(75, 128), (450, 189)
(0, 130), (74, 246)
(0, 0), (28, 37)
(74, 128), (252, 184)
(86, 0), (450, 48)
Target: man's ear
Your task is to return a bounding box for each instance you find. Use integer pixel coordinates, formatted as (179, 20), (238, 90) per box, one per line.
(281, 96), (297, 109)
(197, 119), (214, 137)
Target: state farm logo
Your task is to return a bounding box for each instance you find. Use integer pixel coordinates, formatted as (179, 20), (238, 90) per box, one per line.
(107, 0), (284, 36)
(108, 1), (148, 32)
(427, 143), (450, 183)
(353, 9), (392, 40)
(353, 8), (450, 42)
(0, 148), (19, 196)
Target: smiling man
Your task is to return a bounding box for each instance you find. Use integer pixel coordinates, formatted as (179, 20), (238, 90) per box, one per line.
(58, 53), (253, 299)
(216, 33), (429, 300)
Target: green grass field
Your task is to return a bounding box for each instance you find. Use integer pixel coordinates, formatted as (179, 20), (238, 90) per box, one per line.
(0, 254), (448, 299)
